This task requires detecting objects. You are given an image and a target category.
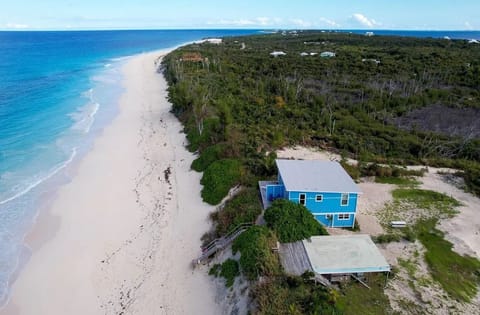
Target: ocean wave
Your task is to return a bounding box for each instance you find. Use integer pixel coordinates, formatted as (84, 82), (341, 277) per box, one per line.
(70, 102), (100, 134)
(0, 148), (77, 206)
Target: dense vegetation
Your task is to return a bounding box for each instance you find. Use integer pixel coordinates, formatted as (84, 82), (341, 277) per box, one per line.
(163, 31), (480, 314)
(264, 199), (328, 242)
(163, 31), (480, 201)
(253, 274), (339, 315)
(232, 226), (280, 280)
(200, 159), (243, 204)
(204, 187), (262, 244)
(209, 258), (240, 288)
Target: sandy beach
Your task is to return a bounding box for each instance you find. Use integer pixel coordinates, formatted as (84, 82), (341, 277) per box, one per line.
(1, 51), (221, 315)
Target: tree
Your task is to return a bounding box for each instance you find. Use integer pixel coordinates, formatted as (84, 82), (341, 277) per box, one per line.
(264, 199), (328, 243)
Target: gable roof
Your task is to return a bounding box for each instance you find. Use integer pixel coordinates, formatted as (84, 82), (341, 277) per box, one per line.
(276, 159), (361, 193)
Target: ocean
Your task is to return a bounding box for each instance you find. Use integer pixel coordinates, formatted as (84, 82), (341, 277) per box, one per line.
(0, 28), (479, 307)
(0, 29), (257, 306)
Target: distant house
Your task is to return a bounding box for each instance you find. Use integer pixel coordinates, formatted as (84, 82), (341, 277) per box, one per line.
(362, 58), (381, 65)
(180, 52), (204, 62)
(270, 51), (287, 57)
(365, 31), (375, 37)
(259, 160), (361, 228)
(320, 51), (336, 58)
(205, 38), (222, 44)
(300, 52), (318, 57)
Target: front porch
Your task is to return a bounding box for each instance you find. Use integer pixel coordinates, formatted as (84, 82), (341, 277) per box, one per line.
(258, 181), (285, 209)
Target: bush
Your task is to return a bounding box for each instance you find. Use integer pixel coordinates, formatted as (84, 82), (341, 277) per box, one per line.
(340, 160), (361, 180)
(191, 144), (227, 172)
(201, 159), (243, 205)
(210, 188), (262, 236)
(220, 259), (240, 287)
(232, 226), (279, 280)
(209, 259), (240, 288)
(253, 277), (340, 315)
(264, 199), (328, 243)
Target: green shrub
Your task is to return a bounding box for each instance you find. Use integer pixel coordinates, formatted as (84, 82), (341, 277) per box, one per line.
(340, 160), (360, 180)
(220, 259), (240, 287)
(253, 277), (340, 315)
(210, 188), (262, 236)
(201, 159), (243, 205)
(232, 226), (279, 280)
(264, 199), (328, 243)
(209, 259), (240, 287)
(191, 144), (227, 172)
(186, 117), (223, 152)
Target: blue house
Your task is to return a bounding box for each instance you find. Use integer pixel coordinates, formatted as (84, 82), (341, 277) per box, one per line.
(259, 159), (361, 228)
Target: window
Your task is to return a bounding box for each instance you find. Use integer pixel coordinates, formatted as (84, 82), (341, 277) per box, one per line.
(299, 193), (306, 205)
(341, 193), (349, 206)
(315, 194), (323, 202)
(338, 214), (350, 220)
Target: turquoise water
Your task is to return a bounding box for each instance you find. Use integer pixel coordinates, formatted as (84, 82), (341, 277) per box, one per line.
(0, 29), (257, 306)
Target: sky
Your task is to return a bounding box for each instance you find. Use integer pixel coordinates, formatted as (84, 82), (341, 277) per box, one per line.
(1, 0), (479, 31)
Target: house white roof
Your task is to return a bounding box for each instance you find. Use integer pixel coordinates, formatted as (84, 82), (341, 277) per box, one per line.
(270, 51), (287, 56)
(276, 159), (361, 193)
(302, 235), (390, 274)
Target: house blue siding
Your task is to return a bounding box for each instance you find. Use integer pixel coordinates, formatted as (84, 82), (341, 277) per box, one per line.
(266, 184), (285, 201)
(288, 191), (357, 228)
(288, 191), (357, 213)
(314, 213), (355, 228)
(260, 160), (361, 229)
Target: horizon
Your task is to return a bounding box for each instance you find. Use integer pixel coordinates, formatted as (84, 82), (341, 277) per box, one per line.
(2, 1), (479, 31)
(1, 28), (480, 32)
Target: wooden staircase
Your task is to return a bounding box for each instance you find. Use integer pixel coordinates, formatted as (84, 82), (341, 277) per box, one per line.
(192, 223), (253, 267)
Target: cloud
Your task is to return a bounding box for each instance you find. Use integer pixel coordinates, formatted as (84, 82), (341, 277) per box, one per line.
(351, 13), (379, 28)
(464, 21), (473, 30)
(290, 18), (312, 28)
(319, 17), (340, 28)
(207, 17), (279, 27)
(6, 23), (29, 29)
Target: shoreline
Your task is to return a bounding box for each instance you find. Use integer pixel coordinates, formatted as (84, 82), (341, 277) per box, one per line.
(1, 49), (222, 314)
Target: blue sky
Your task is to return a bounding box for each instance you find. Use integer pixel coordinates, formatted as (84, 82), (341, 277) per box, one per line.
(1, 0), (479, 31)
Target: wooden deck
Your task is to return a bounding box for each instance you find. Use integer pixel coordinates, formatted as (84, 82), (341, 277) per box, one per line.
(278, 241), (313, 275)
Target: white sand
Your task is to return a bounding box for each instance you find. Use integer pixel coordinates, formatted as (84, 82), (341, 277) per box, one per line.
(420, 168), (480, 258)
(2, 51), (221, 315)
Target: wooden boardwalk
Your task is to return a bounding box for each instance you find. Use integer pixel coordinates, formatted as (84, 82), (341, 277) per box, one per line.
(278, 241), (332, 287)
(278, 241), (313, 275)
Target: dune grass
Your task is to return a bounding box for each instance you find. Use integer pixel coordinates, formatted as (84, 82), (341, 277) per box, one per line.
(415, 219), (480, 302)
(392, 188), (460, 217)
(337, 273), (395, 315)
(375, 176), (420, 186)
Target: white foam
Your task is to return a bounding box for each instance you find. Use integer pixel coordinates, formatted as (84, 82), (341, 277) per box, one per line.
(0, 148), (77, 206)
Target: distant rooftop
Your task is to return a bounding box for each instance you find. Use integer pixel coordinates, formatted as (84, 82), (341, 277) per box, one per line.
(276, 159), (361, 193)
(303, 235), (390, 274)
